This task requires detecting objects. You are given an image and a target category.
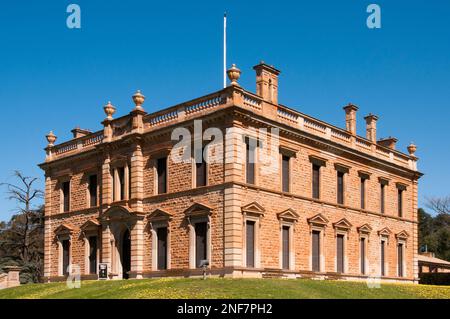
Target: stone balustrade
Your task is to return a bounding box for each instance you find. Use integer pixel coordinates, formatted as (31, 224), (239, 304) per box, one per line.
(46, 86), (417, 171)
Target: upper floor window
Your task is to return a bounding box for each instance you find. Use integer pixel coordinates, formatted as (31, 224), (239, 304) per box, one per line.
(358, 171), (370, 210)
(379, 178), (389, 214)
(62, 181), (70, 212)
(312, 165), (320, 199)
(195, 147), (207, 188)
(337, 171), (345, 205)
(88, 174), (98, 207)
(396, 183), (406, 218)
(157, 157), (167, 194)
(246, 139), (256, 185)
(281, 155), (290, 193)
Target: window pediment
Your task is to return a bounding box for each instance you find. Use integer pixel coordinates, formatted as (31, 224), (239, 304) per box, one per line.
(242, 202), (265, 217)
(277, 208), (299, 223)
(378, 227), (392, 237)
(357, 223), (373, 234)
(80, 219), (100, 233)
(184, 202), (212, 218)
(148, 208), (173, 222)
(333, 218), (352, 231)
(396, 230), (409, 240)
(54, 223), (76, 236)
(307, 213), (329, 227)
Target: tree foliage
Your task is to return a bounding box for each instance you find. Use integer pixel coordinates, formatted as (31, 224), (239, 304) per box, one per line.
(418, 206), (450, 262)
(0, 171), (44, 283)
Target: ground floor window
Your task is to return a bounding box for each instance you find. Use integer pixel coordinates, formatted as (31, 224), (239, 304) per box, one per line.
(246, 221), (255, 268)
(157, 227), (168, 270)
(62, 239), (70, 276)
(398, 243), (404, 277)
(282, 226), (290, 270)
(195, 222), (207, 268)
(360, 237), (366, 275)
(88, 236), (97, 274)
(336, 234), (344, 273)
(312, 230), (321, 272)
(381, 240), (386, 276)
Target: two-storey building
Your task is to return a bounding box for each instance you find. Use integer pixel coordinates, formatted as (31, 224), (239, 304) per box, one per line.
(39, 62), (422, 282)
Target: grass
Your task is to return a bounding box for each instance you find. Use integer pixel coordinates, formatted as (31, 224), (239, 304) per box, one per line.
(0, 278), (449, 299)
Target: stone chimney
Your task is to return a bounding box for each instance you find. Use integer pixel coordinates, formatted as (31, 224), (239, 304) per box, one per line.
(253, 61), (281, 105)
(364, 113), (378, 142)
(71, 127), (92, 139)
(343, 103), (358, 135)
(378, 136), (398, 150)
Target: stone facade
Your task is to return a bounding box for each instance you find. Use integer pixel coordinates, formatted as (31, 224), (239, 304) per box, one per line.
(39, 62), (422, 283)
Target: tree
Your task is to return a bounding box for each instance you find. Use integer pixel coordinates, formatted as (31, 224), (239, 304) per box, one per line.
(426, 196), (450, 215)
(0, 171), (44, 283)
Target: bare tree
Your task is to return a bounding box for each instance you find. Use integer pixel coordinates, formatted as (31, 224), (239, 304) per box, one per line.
(0, 171), (43, 264)
(426, 195), (450, 215)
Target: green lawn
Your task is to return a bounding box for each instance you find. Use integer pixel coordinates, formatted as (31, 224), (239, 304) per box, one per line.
(0, 278), (449, 299)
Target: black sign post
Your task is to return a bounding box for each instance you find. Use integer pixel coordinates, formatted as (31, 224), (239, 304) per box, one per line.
(99, 263), (108, 280)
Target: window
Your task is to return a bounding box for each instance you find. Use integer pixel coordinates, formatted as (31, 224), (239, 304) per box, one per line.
(360, 238), (366, 275)
(62, 239), (70, 276)
(360, 178), (366, 209)
(398, 189), (403, 217)
(195, 222), (207, 268)
(89, 175), (98, 207)
(380, 183), (386, 214)
(196, 147), (207, 187)
(157, 227), (168, 270)
(246, 140), (256, 184)
(398, 243), (404, 277)
(246, 221), (255, 268)
(312, 230), (321, 272)
(380, 240), (386, 276)
(282, 155), (290, 192)
(157, 157), (167, 194)
(62, 181), (70, 212)
(282, 226), (290, 270)
(118, 167), (125, 200)
(336, 234), (344, 273)
(88, 236), (97, 274)
(337, 171), (344, 205)
(312, 165), (320, 199)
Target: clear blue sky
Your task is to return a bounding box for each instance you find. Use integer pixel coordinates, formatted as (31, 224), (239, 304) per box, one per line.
(0, 1), (449, 220)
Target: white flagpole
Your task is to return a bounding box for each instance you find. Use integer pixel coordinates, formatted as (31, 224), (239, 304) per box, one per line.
(223, 12), (227, 88)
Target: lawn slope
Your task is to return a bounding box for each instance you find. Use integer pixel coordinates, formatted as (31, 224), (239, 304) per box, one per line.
(0, 278), (449, 299)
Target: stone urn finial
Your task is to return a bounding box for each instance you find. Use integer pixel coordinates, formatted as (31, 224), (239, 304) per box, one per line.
(46, 131), (57, 147)
(227, 64), (241, 86)
(103, 101), (116, 120)
(407, 142), (417, 157)
(132, 90), (145, 111)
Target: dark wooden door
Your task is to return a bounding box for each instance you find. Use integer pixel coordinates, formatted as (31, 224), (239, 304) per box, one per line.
(282, 226), (290, 269)
(195, 222), (207, 268)
(336, 234), (344, 273)
(312, 231), (320, 272)
(157, 227), (168, 270)
(122, 229), (131, 279)
(88, 236), (97, 274)
(246, 221), (255, 268)
(62, 239), (70, 276)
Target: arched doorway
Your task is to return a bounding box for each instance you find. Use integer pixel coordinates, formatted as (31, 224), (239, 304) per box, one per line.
(121, 229), (131, 279)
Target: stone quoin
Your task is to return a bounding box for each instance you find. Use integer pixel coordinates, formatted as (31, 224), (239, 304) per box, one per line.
(39, 62), (422, 282)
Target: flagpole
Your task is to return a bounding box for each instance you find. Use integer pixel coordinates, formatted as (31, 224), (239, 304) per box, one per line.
(223, 12), (227, 88)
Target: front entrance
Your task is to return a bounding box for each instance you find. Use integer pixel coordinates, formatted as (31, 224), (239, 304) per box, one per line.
(121, 229), (131, 279)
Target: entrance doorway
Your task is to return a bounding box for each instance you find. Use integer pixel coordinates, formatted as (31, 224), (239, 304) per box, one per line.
(121, 229), (131, 279)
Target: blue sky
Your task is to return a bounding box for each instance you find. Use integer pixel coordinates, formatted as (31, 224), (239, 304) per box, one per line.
(0, 1), (449, 219)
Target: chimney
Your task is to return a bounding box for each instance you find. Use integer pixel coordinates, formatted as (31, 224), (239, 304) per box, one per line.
(71, 127), (92, 138)
(253, 61), (281, 105)
(343, 103), (358, 135)
(364, 113), (378, 142)
(378, 136), (398, 150)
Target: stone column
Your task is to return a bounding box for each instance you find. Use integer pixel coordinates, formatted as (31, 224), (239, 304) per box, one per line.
(129, 143), (144, 213)
(130, 218), (144, 279)
(101, 223), (111, 272)
(102, 154), (112, 206)
(223, 126), (244, 271)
